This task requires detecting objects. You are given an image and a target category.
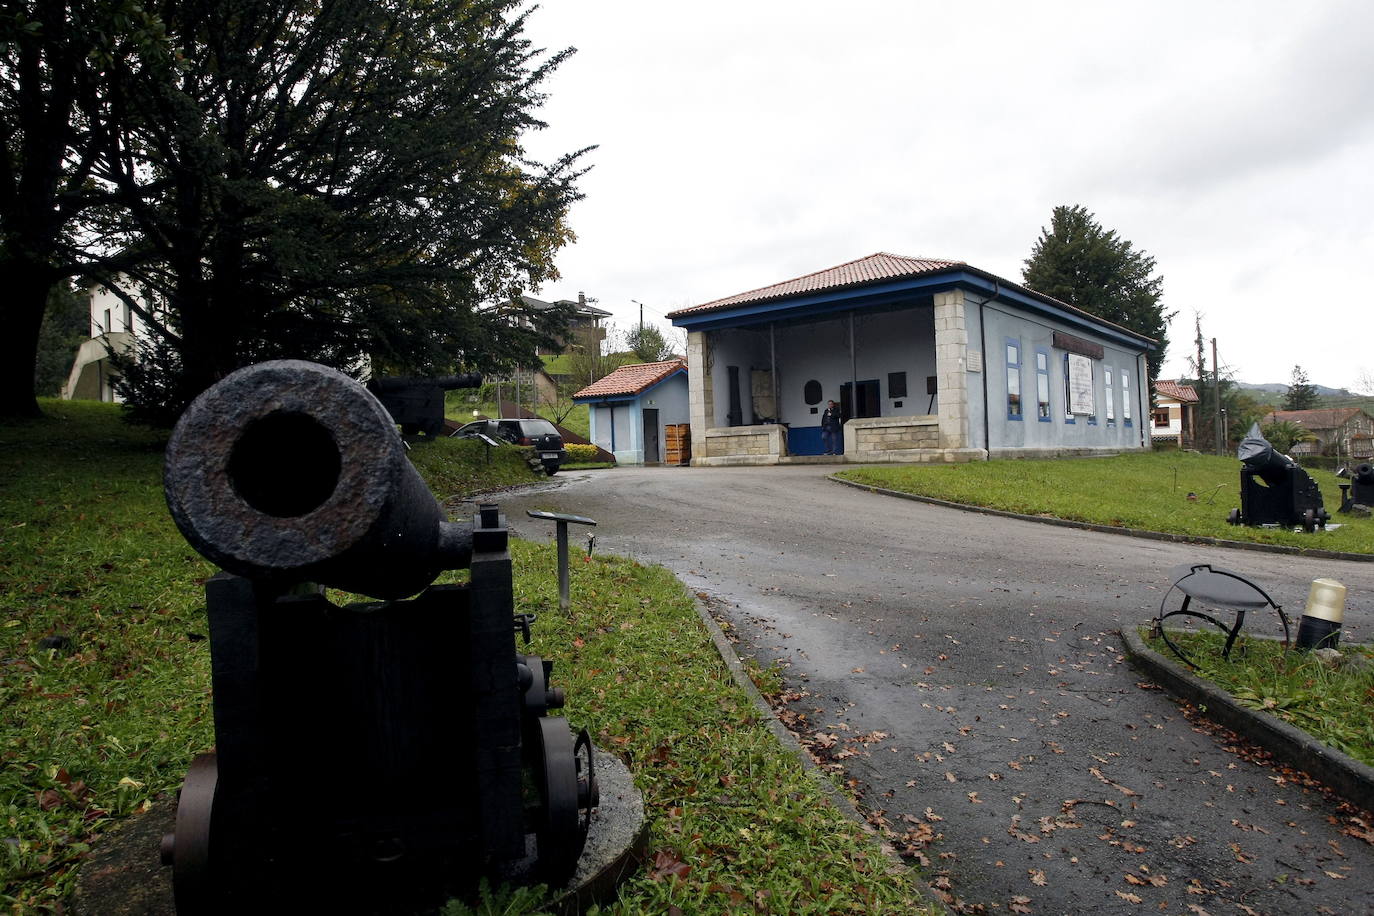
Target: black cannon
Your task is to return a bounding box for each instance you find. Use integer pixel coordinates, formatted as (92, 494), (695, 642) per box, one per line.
(369, 373), (482, 438)
(159, 360), (595, 913)
(1227, 424), (1329, 532)
(1341, 461), (1374, 513)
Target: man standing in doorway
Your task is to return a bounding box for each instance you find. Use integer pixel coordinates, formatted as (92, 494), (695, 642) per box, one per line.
(821, 399), (842, 456)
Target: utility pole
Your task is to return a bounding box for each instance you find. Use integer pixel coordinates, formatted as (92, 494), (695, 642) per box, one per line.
(1195, 318), (1206, 449)
(1212, 338), (1222, 455)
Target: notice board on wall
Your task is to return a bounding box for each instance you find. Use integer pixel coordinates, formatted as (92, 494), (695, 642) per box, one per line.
(1068, 353), (1095, 415)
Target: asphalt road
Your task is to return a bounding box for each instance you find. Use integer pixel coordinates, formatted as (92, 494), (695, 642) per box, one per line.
(488, 464), (1374, 915)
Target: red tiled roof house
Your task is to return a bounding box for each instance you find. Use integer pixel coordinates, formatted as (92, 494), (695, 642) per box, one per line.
(666, 253), (1157, 465)
(572, 359), (689, 465)
(1261, 407), (1374, 459)
(1151, 380), (1200, 446)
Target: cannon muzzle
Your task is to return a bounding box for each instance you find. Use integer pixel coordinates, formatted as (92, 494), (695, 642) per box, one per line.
(164, 360), (472, 599)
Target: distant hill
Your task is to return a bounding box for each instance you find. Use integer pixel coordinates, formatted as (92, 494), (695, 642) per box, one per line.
(1218, 380), (1371, 413)
(1238, 381), (1353, 399)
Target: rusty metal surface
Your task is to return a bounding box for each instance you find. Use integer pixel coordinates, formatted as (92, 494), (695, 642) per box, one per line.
(164, 360), (471, 598)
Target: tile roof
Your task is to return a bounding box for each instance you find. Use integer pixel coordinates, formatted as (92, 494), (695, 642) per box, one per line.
(1263, 407), (1367, 430)
(666, 253), (964, 317)
(572, 358), (686, 400)
(1154, 380), (1199, 402)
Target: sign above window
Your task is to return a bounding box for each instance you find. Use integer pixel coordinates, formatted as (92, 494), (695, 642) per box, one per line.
(1053, 331), (1104, 361)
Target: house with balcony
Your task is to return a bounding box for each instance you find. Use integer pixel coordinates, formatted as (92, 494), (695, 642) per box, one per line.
(1262, 407), (1374, 459)
(1151, 380), (1199, 447)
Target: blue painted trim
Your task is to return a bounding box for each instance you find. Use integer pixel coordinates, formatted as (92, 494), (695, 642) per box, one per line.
(671, 268), (1154, 350)
(1035, 346), (1052, 422)
(1005, 337), (1023, 421)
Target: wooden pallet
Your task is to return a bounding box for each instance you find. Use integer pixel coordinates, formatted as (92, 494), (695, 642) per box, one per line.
(665, 423), (691, 465)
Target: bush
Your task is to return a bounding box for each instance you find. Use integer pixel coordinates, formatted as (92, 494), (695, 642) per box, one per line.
(564, 442), (605, 463)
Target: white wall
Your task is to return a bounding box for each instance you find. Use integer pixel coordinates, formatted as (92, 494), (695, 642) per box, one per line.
(708, 307), (936, 430)
(89, 285), (142, 338)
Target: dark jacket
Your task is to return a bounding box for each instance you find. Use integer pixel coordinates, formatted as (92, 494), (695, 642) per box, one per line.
(821, 407), (841, 432)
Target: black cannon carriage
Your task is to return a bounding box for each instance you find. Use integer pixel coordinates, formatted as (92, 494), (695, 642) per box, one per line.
(369, 373), (482, 438)
(159, 360), (595, 913)
(1227, 424), (1330, 532)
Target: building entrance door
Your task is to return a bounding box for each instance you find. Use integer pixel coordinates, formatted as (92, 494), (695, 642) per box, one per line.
(840, 379), (880, 423)
(642, 409), (660, 463)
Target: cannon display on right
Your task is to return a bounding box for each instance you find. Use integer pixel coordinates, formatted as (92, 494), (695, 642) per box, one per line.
(1227, 423), (1330, 532)
(1340, 462), (1374, 510)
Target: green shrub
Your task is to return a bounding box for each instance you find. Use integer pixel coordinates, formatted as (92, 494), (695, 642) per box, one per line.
(564, 442), (604, 463)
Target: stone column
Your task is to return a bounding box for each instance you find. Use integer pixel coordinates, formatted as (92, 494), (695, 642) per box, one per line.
(934, 290), (969, 450)
(687, 330), (714, 463)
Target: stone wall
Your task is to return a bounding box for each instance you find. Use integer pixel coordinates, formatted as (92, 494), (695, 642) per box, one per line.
(844, 415), (986, 464)
(694, 424), (787, 466)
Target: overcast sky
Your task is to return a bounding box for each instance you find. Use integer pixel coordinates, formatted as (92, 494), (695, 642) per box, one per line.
(519, 1), (1372, 392)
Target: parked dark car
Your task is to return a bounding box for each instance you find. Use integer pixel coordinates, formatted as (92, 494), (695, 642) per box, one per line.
(453, 418), (566, 475)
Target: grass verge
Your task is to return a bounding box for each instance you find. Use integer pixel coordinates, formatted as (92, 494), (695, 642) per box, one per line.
(1142, 628), (1374, 766)
(1, 400), (930, 914)
(838, 451), (1373, 554)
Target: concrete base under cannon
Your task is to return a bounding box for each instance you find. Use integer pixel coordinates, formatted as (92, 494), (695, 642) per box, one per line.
(71, 747), (648, 915)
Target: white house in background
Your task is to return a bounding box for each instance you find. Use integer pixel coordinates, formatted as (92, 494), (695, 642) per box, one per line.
(667, 252), (1156, 465)
(62, 282), (146, 402)
(573, 359), (689, 465)
(1151, 380), (1200, 447)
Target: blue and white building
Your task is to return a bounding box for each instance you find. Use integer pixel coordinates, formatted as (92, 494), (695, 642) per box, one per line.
(667, 253), (1156, 465)
(573, 358), (690, 465)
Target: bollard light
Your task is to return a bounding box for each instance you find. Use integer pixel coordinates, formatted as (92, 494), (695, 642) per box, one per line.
(1295, 578), (1347, 651)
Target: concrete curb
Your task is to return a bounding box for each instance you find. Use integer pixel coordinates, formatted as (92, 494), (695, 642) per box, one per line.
(1119, 627), (1374, 812)
(687, 593), (878, 834)
(830, 475), (1372, 563)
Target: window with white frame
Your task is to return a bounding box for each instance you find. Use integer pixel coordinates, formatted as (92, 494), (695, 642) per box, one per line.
(1036, 349), (1051, 420)
(1062, 354), (1075, 423)
(1006, 339), (1022, 420)
(1122, 370), (1132, 424)
(1105, 366), (1115, 425)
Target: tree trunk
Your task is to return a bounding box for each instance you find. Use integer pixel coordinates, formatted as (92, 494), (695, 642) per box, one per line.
(0, 260), (58, 418)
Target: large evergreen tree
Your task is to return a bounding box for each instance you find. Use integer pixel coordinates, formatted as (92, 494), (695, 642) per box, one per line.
(95, 0), (589, 423)
(1281, 364), (1319, 411)
(1022, 205), (1173, 386)
(0, 0), (167, 417)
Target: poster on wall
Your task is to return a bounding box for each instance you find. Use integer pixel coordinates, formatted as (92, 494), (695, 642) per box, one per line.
(1068, 353), (1095, 415)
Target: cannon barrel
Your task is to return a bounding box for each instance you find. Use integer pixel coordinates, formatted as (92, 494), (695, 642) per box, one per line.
(368, 373), (482, 392)
(1237, 430), (1295, 487)
(164, 360), (472, 599)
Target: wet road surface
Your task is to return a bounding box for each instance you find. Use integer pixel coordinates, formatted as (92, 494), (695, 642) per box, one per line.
(488, 464), (1374, 914)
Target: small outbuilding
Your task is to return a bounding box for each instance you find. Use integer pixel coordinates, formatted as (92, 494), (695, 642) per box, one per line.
(667, 252), (1157, 465)
(573, 359), (689, 466)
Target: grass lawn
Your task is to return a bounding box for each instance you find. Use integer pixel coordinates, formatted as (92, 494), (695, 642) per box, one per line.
(1, 400), (929, 914)
(1142, 629), (1374, 767)
(838, 450), (1373, 554)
